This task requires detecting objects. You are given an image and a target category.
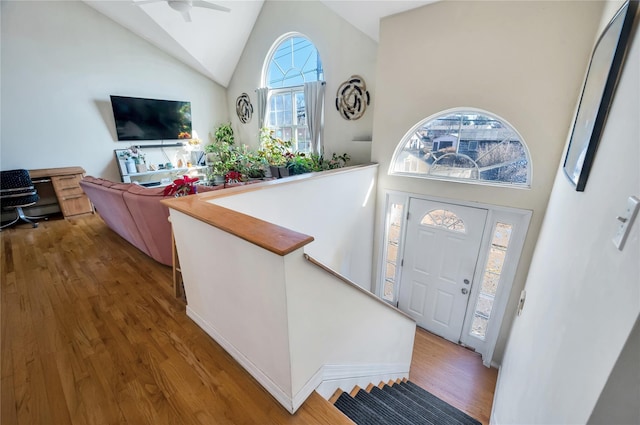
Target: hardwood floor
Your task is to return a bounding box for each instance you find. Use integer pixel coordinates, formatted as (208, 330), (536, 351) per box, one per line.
(1, 215), (496, 424)
(410, 328), (497, 425)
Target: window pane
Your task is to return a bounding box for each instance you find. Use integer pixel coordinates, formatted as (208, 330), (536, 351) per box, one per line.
(269, 94), (290, 127)
(275, 127), (292, 142)
(470, 222), (513, 340)
(383, 280), (395, 302)
(382, 202), (404, 302)
(471, 315), (489, 338)
(296, 92), (306, 125)
(420, 209), (465, 233)
(390, 110), (530, 187)
(296, 127), (310, 152)
(266, 35), (323, 88)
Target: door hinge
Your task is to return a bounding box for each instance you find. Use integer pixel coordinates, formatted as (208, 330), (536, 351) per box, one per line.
(400, 258), (404, 267)
(406, 211), (410, 221)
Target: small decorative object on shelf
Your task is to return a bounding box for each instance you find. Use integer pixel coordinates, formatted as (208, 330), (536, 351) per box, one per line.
(335, 74), (370, 121)
(236, 93), (253, 124)
(119, 146), (147, 174)
(163, 175), (199, 197)
(126, 158), (137, 174)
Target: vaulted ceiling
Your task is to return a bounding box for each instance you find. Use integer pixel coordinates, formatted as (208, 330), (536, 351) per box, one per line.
(83, 0), (435, 88)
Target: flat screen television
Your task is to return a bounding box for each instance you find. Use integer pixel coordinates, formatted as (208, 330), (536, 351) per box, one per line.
(110, 95), (192, 141)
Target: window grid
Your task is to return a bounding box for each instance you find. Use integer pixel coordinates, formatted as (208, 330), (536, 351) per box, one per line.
(470, 222), (513, 340)
(420, 209), (466, 233)
(389, 109), (531, 187)
(264, 34), (323, 153)
(382, 203), (404, 302)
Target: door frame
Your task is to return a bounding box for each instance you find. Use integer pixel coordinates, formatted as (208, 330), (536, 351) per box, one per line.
(377, 190), (532, 367)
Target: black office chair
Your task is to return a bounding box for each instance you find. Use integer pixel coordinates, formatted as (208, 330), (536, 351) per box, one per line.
(0, 169), (45, 230)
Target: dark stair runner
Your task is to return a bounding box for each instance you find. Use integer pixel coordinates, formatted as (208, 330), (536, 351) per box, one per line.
(334, 380), (482, 425)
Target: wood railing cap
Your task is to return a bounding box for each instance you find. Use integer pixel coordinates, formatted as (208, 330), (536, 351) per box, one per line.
(162, 182), (314, 256)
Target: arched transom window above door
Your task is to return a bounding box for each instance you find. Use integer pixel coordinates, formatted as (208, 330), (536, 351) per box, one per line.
(389, 108), (532, 188)
(421, 209), (466, 233)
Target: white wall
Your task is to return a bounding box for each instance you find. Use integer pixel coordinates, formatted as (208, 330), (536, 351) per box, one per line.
(225, 0), (377, 164)
(371, 0), (605, 363)
(170, 170), (414, 412)
(171, 210), (294, 399)
(1, 0), (227, 182)
(211, 165), (378, 290)
(285, 252), (415, 398)
(492, 4), (640, 423)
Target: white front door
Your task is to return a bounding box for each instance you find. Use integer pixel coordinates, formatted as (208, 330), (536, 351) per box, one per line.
(398, 198), (487, 343)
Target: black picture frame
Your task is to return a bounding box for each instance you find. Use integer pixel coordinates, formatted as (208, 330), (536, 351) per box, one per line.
(563, 0), (638, 191)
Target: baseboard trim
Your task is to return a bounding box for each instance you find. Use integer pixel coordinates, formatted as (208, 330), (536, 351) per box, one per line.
(186, 307), (296, 413)
(314, 363), (410, 399)
(186, 307), (411, 413)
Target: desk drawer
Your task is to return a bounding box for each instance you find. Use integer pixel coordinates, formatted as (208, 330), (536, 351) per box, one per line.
(51, 174), (83, 191)
(51, 173), (93, 217)
(59, 194), (93, 217)
(56, 186), (85, 198)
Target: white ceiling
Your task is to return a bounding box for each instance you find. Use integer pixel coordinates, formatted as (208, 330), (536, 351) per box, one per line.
(84, 0), (435, 88)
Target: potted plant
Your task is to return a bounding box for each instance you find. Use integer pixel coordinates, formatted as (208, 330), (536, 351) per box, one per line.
(237, 145), (268, 179)
(214, 122), (234, 145)
(258, 127), (292, 178)
(286, 152), (314, 175)
(204, 124), (237, 184)
(162, 175), (199, 197)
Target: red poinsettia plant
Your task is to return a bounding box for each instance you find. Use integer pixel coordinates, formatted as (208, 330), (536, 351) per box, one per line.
(225, 170), (242, 184)
(163, 175), (199, 197)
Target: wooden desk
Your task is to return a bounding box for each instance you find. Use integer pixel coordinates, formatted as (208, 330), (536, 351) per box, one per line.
(28, 166), (93, 218)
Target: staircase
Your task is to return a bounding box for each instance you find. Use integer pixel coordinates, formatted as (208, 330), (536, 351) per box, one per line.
(332, 380), (481, 425)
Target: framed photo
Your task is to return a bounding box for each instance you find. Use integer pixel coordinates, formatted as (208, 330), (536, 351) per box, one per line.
(563, 0), (638, 191)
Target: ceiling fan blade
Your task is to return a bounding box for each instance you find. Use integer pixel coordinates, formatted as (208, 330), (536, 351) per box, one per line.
(181, 10), (192, 22)
(192, 0), (230, 13)
(135, 0), (164, 5)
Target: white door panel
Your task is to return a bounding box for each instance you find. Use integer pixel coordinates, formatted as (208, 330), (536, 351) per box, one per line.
(398, 198), (487, 343)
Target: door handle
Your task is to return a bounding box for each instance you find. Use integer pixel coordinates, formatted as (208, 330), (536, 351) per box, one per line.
(463, 279), (470, 285)
(461, 288), (469, 295)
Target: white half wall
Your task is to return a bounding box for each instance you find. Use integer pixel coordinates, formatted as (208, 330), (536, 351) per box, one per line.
(171, 210), (294, 399)
(285, 252), (415, 398)
(1, 0), (227, 181)
(492, 4), (640, 423)
(211, 165), (378, 290)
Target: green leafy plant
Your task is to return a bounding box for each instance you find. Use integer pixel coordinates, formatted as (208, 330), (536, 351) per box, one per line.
(237, 145), (268, 179)
(309, 152), (351, 171)
(214, 122), (235, 145)
(286, 152), (314, 175)
(205, 123), (238, 178)
(258, 127), (292, 167)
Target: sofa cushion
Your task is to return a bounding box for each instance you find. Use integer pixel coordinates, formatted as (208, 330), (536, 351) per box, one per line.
(80, 178), (150, 257)
(110, 183), (134, 191)
(122, 185), (173, 266)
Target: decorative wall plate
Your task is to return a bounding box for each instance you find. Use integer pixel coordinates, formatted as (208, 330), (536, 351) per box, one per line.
(335, 75), (370, 120)
(236, 93), (253, 124)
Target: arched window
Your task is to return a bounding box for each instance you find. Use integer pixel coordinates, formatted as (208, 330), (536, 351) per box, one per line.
(262, 33), (324, 153)
(420, 209), (466, 233)
(389, 108), (532, 188)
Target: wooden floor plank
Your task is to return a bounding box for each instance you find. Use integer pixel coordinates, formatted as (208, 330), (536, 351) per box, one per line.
(1, 215), (496, 424)
(410, 327), (498, 425)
